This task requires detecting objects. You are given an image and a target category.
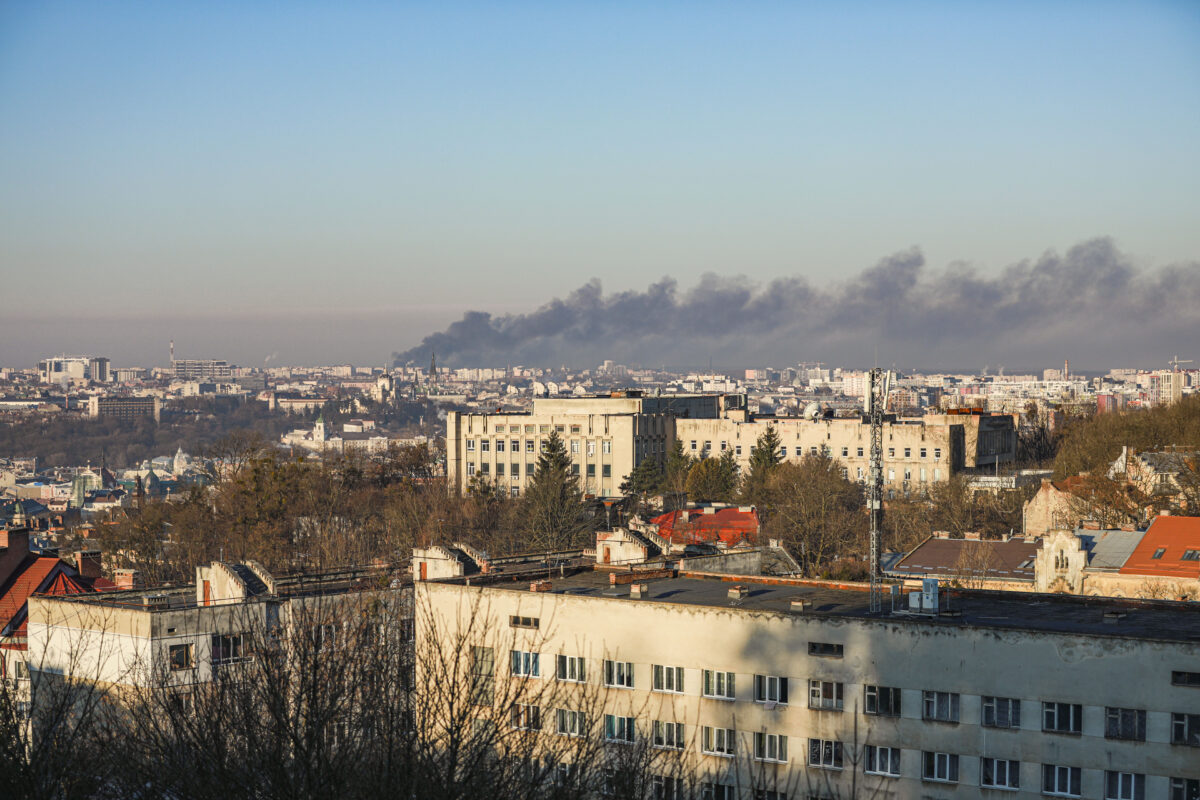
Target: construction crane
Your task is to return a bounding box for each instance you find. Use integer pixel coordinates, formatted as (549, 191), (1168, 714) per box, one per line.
(865, 367), (890, 613)
(1169, 355), (1193, 372)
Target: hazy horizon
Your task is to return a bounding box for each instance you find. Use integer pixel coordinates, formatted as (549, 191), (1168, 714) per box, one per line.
(3, 2), (1198, 371)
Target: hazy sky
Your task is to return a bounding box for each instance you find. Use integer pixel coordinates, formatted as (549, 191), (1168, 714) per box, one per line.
(2, 1), (1198, 369)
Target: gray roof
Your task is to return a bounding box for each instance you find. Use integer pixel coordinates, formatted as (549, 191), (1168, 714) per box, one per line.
(1077, 528), (1145, 570)
(1135, 451), (1200, 474)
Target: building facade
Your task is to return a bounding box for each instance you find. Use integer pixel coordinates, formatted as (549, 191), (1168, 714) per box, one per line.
(419, 571), (1200, 799)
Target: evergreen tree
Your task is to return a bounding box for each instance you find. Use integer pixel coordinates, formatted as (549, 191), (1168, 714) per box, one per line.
(620, 457), (662, 499)
(521, 430), (593, 551)
(684, 453), (739, 503)
(741, 424), (782, 506)
(661, 439), (695, 510)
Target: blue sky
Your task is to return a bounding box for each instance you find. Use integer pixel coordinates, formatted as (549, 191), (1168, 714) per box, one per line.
(1, 1), (1198, 368)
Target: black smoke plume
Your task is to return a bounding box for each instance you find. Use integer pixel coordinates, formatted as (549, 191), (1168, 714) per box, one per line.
(394, 238), (1200, 370)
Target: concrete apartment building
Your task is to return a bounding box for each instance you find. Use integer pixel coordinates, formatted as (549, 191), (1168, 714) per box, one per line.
(86, 395), (161, 421)
(171, 358), (233, 381)
(445, 392), (730, 498)
(418, 570), (1200, 800)
(446, 393), (1016, 498)
(25, 561), (409, 691)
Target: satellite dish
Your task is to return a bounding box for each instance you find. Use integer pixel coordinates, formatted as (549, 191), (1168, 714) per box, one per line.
(803, 401), (821, 420)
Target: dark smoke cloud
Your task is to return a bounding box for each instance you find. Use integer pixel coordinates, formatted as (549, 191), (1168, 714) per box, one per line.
(394, 239), (1200, 370)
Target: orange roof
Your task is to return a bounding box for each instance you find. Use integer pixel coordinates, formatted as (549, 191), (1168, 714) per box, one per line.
(1119, 516), (1200, 579)
(651, 508), (760, 546)
(0, 556), (91, 640)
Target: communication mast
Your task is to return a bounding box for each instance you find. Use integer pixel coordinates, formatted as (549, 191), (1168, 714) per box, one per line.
(865, 367), (890, 612)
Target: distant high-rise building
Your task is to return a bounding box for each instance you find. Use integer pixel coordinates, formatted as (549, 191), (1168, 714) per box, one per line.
(171, 359), (232, 380)
(37, 355), (110, 384)
(1148, 370), (1184, 407)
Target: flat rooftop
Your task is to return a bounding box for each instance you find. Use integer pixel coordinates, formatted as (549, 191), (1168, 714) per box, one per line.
(455, 569), (1200, 645)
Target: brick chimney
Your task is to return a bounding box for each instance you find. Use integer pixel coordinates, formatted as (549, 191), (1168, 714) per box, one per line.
(0, 528), (31, 589)
(74, 549), (102, 579)
(114, 569), (142, 590)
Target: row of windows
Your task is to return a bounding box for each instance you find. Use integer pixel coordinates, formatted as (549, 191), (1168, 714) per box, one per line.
(684, 440), (944, 462)
(466, 462), (612, 478)
(510, 654), (1200, 746)
(466, 438), (614, 454)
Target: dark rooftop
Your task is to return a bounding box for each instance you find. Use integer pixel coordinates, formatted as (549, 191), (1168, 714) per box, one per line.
(457, 568), (1200, 645)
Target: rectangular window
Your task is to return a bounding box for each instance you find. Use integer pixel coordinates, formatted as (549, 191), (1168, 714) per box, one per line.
(496, 463), (505, 476)
(511, 439), (519, 452)
(480, 440), (490, 452)
(571, 440), (580, 454)
(510, 650), (539, 678)
(865, 746), (901, 777)
(604, 660), (634, 688)
(888, 447), (895, 458)
(652, 720), (684, 750)
(735, 445), (742, 457)
(1105, 772), (1145, 800)
(525, 441), (534, 453)
(808, 642), (843, 658)
(904, 447), (911, 458)
(808, 679), (844, 711)
(857, 447), (864, 457)
(1043, 765), (1081, 797)
(920, 447), (927, 458)
(1183, 550), (1200, 561)
(470, 646), (494, 705)
(753, 732), (788, 763)
(690, 441), (697, 451)
(556, 708), (585, 737)
(808, 739), (843, 769)
(603, 440), (612, 454)
(701, 726), (735, 756)
(509, 615), (539, 630)
(556, 655), (585, 682)
(1173, 671), (1200, 687)
(467, 463), (476, 476)
(652, 664), (684, 693)
(701, 783), (735, 800)
(702, 669), (735, 699)
(1105, 707), (1146, 741)
(753, 674), (788, 705)
(1042, 702), (1082, 734)
(510, 486), (519, 497)
(570, 425), (580, 434)
(934, 447), (942, 459)
(586, 464), (595, 477)
(922, 751), (959, 783)
(923, 691), (960, 722)
(841, 447), (849, 457)
(169, 643), (195, 671)
(982, 758), (1020, 790)
(602, 464), (611, 478)
(210, 633), (243, 665)
(1172, 712), (1200, 745)
(496, 440), (505, 452)
(1170, 778), (1200, 800)
(466, 439), (475, 452)
(983, 696), (1021, 728)
(604, 714), (635, 743)
(780, 446), (788, 457)
(480, 462), (490, 475)
(510, 703), (540, 731)
(651, 776), (683, 800)
(865, 685), (902, 717)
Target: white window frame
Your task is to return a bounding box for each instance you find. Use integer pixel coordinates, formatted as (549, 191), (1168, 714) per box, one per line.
(556, 655), (585, 683)
(864, 745), (901, 777)
(702, 669), (735, 700)
(652, 664), (684, 693)
(1104, 771), (1144, 800)
(1042, 764), (1081, 797)
(922, 690), (960, 722)
(603, 659), (633, 689)
(510, 650), (539, 678)
(652, 720), (684, 750)
(808, 679), (844, 711)
(753, 674), (788, 705)
(510, 703), (540, 731)
(1042, 702), (1082, 734)
(604, 714), (635, 744)
(701, 725), (736, 756)
(982, 696), (1021, 728)
(923, 751), (959, 783)
(753, 732), (788, 763)
(982, 757), (1020, 790)
(864, 685), (901, 716)
(556, 708), (585, 738)
(807, 738), (843, 769)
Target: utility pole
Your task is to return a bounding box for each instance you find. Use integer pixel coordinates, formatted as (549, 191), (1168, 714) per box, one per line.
(866, 367), (889, 613)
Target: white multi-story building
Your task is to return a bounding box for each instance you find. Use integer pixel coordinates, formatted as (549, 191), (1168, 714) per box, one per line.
(418, 570), (1200, 799)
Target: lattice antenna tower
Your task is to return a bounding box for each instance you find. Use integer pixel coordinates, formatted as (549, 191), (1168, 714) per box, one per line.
(866, 367), (889, 612)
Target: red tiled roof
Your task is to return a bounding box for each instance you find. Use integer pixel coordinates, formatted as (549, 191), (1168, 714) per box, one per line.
(0, 556), (92, 639)
(1119, 516), (1200, 579)
(651, 508), (760, 546)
